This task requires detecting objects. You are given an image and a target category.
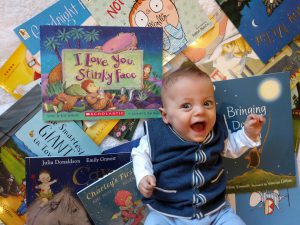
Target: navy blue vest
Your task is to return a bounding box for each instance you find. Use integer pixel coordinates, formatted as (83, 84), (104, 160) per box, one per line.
(143, 116), (228, 218)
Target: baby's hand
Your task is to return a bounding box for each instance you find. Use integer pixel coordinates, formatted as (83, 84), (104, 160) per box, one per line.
(244, 114), (266, 141)
(138, 175), (156, 198)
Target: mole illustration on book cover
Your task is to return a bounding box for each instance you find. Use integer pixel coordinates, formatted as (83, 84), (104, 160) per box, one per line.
(41, 25), (163, 121)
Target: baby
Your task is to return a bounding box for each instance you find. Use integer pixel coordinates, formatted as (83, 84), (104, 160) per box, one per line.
(132, 65), (265, 225)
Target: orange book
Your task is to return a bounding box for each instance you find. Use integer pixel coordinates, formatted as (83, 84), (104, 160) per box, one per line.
(0, 43), (41, 99)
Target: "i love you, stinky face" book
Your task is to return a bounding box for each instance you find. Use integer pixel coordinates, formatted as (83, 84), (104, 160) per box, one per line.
(41, 25), (163, 121)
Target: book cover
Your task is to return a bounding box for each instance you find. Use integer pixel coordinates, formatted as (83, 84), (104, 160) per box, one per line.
(214, 72), (296, 193)
(77, 161), (148, 225)
(0, 85), (102, 157)
(215, 0), (300, 63)
(14, 0), (97, 63)
(101, 137), (141, 154)
(41, 25), (163, 121)
(109, 119), (140, 141)
(182, 0), (241, 66)
(234, 154), (300, 225)
(85, 119), (119, 145)
(0, 138), (27, 225)
(183, 32), (300, 81)
(81, 0), (213, 65)
(0, 43), (41, 99)
(25, 153), (131, 225)
(291, 70), (300, 117)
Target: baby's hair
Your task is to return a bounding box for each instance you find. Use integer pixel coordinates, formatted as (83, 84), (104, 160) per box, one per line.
(161, 63), (211, 105)
(162, 63), (211, 89)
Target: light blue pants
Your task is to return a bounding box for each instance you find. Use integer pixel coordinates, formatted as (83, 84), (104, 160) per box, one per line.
(144, 204), (246, 225)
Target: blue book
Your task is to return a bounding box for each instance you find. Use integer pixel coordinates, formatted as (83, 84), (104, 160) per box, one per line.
(235, 155), (300, 225)
(14, 0), (96, 61)
(25, 153), (131, 225)
(77, 161), (148, 225)
(102, 137), (141, 154)
(214, 72), (296, 193)
(215, 0), (300, 63)
(0, 85), (103, 157)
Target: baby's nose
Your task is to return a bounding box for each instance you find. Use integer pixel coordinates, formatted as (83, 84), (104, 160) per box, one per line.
(194, 105), (205, 115)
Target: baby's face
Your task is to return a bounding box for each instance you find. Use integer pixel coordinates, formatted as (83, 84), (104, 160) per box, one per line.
(131, 0), (178, 27)
(161, 74), (216, 142)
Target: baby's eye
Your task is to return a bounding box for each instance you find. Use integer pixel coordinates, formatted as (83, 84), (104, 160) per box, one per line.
(181, 103), (191, 109)
(204, 100), (214, 108)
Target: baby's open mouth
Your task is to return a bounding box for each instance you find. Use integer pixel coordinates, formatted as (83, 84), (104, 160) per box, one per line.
(191, 122), (206, 133)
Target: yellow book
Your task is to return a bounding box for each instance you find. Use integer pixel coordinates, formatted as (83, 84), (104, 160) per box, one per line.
(0, 43), (41, 99)
(85, 119), (119, 145)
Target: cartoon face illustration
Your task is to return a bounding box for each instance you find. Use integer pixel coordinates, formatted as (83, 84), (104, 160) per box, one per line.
(38, 171), (51, 183)
(129, 0), (187, 55)
(129, 0), (179, 28)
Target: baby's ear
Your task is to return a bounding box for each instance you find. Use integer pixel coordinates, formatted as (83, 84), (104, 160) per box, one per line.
(159, 107), (169, 124)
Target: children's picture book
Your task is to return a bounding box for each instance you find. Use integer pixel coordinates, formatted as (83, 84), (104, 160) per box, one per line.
(291, 70), (300, 118)
(14, 0), (97, 63)
(81, 0), (213, 65)
(0, 43), (41, 99)
(25, 153), (131, 225)
(214, 72), (296, 193)
(41, 25), (163, 121)
(234, 154), (300, 225)
(77, 161), (148, 225)
(182, 0), (240, 66)
(0, 139), (27, 225)
(183, 31), (300, 82)
(85, 119), (119, 145)
(215, 0), (300, 63)
(109, 119), (140, 141)
(0, 85), (41, 146)
(101, 137), (141, 154)
(0, 85), (102, 157)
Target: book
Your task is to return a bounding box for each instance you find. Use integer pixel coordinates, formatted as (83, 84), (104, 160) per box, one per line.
(25, 153), (131, 225)
(0, 138), (27, 225)
(77, 161), (148, 225)
(183, 32), (300, 81)
(215, 0), (300, 63)
(214, 72), (296, 193)
(109, 119), (140, 141)
(101, 138), (141, 154)
(291, 70), (300, 117)
(233, 154), (300, 225)
(41, 25), (163, 121)
(0, 85), (102, 157)
(85, 119), (119, 145)
(14, 0), (97, 63)
(0, 43), (41, 99)
(182, 0), (241, 66)
(81, 0), (213, 65)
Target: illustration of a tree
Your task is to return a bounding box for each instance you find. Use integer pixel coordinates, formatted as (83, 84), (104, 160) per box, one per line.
(84, 29), (100, 48)
(44, 37), (62, 62)
(69, 28), (85, 48)
(56, 28), (72, 48)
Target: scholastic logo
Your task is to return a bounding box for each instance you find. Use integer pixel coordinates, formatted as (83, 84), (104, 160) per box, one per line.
(85, 111), (125, 117)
